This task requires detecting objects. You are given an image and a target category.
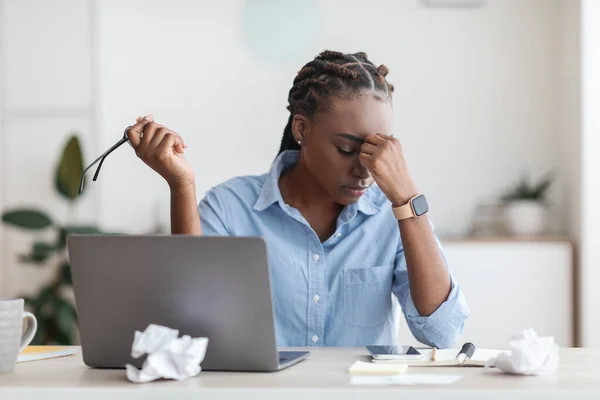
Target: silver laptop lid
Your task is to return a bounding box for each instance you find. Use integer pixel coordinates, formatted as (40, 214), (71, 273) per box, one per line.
(67, 235), (280, 371)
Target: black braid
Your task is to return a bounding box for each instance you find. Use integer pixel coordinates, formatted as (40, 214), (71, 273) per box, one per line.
(278, 50), (394, 156)
(280, 113), (300, 153)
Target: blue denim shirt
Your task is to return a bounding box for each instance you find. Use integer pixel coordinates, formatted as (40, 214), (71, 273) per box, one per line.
(198, 150), (469, 348)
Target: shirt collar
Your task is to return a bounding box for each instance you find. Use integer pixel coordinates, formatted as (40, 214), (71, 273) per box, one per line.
(253, 150), (297, 212)
(253, 150), (382, 216)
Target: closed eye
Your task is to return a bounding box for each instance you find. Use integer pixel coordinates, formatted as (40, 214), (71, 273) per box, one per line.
(337, 147), (356, 156)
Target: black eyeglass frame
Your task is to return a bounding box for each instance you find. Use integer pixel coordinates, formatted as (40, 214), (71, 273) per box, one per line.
(78, 126), (132, 194)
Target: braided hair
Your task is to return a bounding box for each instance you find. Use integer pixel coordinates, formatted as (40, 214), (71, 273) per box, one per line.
(278, 50), (394, 156)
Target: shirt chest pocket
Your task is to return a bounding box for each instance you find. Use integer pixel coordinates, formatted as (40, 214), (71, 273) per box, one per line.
(343, 265), (393, 328)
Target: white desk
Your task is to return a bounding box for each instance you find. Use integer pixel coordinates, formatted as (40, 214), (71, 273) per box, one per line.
(1, 347), (598, 399)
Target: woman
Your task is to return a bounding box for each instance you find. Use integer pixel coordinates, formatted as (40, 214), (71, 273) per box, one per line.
(126, 50), (469, 348)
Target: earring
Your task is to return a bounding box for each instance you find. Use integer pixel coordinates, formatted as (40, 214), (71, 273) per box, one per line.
(297, 140), (302, 145)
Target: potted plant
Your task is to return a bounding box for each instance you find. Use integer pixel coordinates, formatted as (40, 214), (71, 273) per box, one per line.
(1, 134), (103, 344)
(500, 172), (554, 236)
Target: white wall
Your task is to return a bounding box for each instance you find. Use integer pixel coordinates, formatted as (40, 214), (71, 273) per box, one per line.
(556, 0), (581, 345)
(0, 0), (581, 308)
(580, 0), (600, 348)
(0, 0), (97, 297)
(557, 0), (581, 243)
(95, 0), (565, 238)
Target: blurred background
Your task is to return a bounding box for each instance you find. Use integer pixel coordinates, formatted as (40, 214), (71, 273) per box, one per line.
(0, 0), (596, 349)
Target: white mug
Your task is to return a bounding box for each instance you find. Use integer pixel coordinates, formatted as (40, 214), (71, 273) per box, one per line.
(0, 298), (37, 373)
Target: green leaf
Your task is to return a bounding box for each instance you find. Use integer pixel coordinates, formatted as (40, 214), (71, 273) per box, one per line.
(32, 316), (47, 345)
(501, 172), (555, 202)
(24, 290), (52, 344)
(18, 254), (47, 265)
(532, 174), (554, 198)
(56, 226), (104, 250)
(55, 135), (85, 201)
(22, 296), (36, 309)
(2, 209), (52, 230)
(55, 227), (67, 251)
(19, 241), (57, 265)
(30, 242), (57, 262)
(53, 327), (73, 345)
(55, 298), (76, 336)
(66, 299), (77, 318)
(60, 262), (72, 285)
(64, 225), (103, 235)
(36, 284), (56, 317)
(55, 174), (70, 203)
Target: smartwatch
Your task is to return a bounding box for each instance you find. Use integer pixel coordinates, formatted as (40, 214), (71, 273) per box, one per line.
(392, 194), (429, 220)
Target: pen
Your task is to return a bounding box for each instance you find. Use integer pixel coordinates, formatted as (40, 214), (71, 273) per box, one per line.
(456, 342), (476, 366)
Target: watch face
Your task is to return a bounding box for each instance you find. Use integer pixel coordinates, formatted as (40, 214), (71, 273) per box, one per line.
(411, 195), (429, 216)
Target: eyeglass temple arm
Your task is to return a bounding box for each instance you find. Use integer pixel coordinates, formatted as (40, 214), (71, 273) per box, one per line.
(78, 135), (129, 194)
(92, 137), (128, 181)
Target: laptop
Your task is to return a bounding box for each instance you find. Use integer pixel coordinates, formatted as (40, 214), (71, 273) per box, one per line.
(67, 235), (310, 372)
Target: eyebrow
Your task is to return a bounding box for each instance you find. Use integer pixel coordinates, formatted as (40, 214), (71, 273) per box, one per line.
(335, 133), (365, 144)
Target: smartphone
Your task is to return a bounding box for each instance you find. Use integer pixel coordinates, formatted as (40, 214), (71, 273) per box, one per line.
(366, 345), (423, 360)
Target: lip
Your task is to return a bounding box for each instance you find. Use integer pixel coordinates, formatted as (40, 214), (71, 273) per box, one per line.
(343, 186), (368, 197)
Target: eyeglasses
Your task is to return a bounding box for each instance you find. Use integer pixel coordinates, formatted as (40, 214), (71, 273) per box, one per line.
(78, 126), (132, 194)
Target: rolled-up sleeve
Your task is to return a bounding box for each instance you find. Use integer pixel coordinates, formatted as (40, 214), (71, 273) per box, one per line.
(392, 236), (469, 349)
(198, 188), (231, 236)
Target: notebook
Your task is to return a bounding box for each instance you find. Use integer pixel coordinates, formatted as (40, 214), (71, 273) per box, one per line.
(17, 346), (78, 363)
(349, 360), (408, 375)
(371, 347), (509, 367)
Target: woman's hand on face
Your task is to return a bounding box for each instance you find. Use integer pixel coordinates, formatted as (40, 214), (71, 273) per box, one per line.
(127, 114), (195, 189)
(358, 133), (418, 207)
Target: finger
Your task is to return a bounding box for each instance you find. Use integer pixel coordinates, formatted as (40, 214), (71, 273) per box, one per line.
(377, 133), (402, 149)
(151, 127), (187, 151)
(138, 121), (162, 156)
(149, 127), (170, 149)
(358, 152), (372, 168)
(127, 114), (153, 149)
(161, 129), (187, 150)
(126, 125), (142, 149)
(375, 133), (393, 140)
(167, 129), (187, 149)
(159, 130), (186, 155)
(360, 142), (378, 155)
(364, 133), (388, 145)
(156, 133), (178, 160)
(377, 132), (401, 146)
(174, 138), (185, 154)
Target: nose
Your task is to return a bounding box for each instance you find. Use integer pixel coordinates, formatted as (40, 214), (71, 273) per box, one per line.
(352, 158), (371, 180)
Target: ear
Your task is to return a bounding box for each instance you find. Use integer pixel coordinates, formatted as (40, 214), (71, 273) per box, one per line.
(291, 114), (309, 144)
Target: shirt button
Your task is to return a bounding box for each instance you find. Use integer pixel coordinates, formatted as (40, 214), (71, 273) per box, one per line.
(312, 335), (319, 343)
(313, 294), (320, 303)
(313, 254), (320, 262)
(334, 233), (342, 238)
